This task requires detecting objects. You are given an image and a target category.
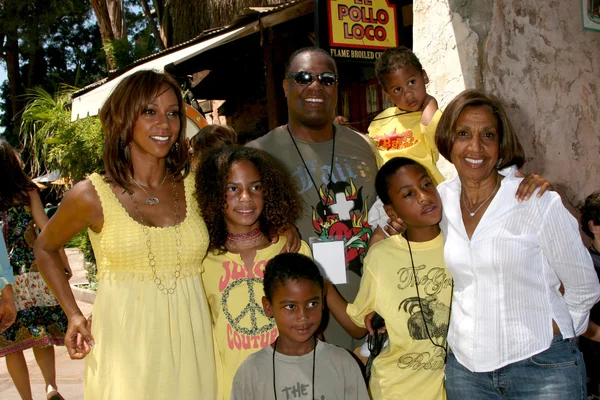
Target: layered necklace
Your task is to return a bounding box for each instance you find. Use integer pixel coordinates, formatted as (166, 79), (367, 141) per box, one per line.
(226, 228), (267, 250)
(128, 176), (183, 295)
(461, 174), (500, 217)
(130, 173), (168, 205)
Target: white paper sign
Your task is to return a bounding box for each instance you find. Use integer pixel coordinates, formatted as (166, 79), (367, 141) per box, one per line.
(311, 240), (347, 284)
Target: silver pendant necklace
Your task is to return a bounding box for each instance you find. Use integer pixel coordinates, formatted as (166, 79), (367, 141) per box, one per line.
(461, 174), (500, 217)
(130, 173), (168, 205)
(128, 179), (183, 295)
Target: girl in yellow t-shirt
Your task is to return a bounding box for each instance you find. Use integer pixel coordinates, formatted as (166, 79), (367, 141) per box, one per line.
(195, 146), (312, 399)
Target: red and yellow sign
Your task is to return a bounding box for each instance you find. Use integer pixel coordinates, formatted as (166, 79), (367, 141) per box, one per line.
(328, 0), (398, 50)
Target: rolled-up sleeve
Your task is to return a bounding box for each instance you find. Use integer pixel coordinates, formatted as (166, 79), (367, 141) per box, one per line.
(538, 195), (600, 335)
(346, 265), (377, 329)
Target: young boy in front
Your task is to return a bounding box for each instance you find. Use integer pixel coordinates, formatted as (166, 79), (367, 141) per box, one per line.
(368, 46), (445, 185)
(325, 157), (452, 400)
(230, 253), (369, 400)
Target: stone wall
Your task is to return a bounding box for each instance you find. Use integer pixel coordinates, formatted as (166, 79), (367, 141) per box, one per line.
(414, 0), (600, 216)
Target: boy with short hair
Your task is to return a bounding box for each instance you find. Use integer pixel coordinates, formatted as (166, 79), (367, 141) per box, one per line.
(368, 46), (445, 185)
(325, 157), (452, 399)
(579, 191), (600, 397)
(230, 253), (369, 400)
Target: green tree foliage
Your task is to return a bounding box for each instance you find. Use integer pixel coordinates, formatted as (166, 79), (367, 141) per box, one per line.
(20, 86), (103, 286)
(20, 87), (103, 182)
(109, 2), (162, 69)
(0, 0), (106, 143)
(67, 229), (98, 290)
(51, 105), (102, 286)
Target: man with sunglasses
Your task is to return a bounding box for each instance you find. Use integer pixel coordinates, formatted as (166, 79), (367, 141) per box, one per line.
(247, 47), (381, 351)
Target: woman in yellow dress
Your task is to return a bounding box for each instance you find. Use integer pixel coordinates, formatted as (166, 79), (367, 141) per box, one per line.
(33, 70), (218, 399)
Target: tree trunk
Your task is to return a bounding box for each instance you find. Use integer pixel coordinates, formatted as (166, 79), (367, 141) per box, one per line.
(138, 0), (165, 50)
(163, 0), (210, 46)
(3, 36), (24, 129)
(89, 0), (126, 70)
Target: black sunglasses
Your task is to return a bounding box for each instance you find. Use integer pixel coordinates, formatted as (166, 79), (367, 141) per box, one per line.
(287, 71), (338, 86)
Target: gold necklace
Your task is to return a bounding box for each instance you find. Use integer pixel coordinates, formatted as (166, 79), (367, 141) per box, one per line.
(129, 180), (182, 295)
(461, 175), (500, 217)
(130, 173), (168, 205)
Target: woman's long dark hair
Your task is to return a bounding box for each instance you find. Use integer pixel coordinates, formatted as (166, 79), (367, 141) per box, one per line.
(0, 138), (37, 211)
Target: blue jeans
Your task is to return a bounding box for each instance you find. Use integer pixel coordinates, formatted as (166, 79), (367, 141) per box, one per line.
(445, 334), (587, 400)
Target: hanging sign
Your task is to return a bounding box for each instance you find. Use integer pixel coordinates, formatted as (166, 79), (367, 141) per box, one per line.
(317, 0), (399, 62)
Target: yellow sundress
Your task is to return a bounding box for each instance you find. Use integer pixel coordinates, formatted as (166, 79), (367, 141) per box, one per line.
(85, 173), (217, 399)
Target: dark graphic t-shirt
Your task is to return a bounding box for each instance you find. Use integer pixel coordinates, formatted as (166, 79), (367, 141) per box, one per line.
(247, 124), (379, 349)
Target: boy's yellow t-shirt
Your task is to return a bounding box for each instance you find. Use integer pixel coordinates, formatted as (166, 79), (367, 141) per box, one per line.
(202, 239), (312, 400)
(347, 233), (451, 400)
(368, 107), (445, 184)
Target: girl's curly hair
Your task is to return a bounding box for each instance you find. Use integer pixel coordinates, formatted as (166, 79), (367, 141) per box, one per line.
(196, 146), (302, 254)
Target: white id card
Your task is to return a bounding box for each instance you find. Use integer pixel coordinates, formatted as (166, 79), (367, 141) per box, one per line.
(310, 238), (347, 284)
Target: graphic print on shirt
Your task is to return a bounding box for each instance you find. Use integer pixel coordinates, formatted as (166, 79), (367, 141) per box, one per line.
(219, 260), (278, 350)
(399, 296), (449, 344)
(371, 127), (419, 151)
(279, 382), (325, 400)
(311, 179), (372, 277)
(395, 262), (452, 371)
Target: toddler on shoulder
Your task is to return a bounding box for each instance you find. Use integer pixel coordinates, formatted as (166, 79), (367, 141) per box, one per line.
(368, 46), (445, 185)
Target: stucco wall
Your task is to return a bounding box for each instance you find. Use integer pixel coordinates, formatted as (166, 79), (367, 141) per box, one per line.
(414, 0), (600, 214)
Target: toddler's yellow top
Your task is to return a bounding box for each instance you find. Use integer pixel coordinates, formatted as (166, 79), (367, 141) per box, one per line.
(368, 108), (444, 185)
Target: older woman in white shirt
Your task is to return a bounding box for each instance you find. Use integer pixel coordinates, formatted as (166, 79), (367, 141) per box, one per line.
(435, 89), (600, 399)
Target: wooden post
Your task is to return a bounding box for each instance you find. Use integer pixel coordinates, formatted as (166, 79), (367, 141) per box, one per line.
(263, 27), (282, 131)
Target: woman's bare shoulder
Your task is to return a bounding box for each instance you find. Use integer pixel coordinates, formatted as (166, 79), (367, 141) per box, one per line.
(61, 178), (104, 224)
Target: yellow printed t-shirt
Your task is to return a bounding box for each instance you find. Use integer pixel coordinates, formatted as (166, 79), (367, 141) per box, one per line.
(347, 233), (451, 400)
(368, 108), (444, 185)
(202, 238), (312, 399)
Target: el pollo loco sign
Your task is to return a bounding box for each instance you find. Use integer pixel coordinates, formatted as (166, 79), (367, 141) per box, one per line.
(328, 0), (398, 50)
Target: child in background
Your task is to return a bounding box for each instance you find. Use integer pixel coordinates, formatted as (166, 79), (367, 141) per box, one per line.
(368, 46), (445, 185)
(190, 124), (237, 171)
(231, 253), (369, 400)
(195, 146), (312, 399)
(579, 191), (600, 398)
(325, 157), (452, 400)
(0, 139), (71, 400)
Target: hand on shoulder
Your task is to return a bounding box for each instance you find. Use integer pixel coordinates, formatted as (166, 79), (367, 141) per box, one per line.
(513, 171), (553, 203)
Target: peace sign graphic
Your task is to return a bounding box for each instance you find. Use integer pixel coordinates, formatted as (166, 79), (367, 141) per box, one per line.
(221, 277), (275, 336)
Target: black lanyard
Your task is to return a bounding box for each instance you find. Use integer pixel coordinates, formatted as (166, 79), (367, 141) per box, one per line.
(272, 337), (317, 400)
(406, 234), (453, 362)
(286, 124), (336, 207)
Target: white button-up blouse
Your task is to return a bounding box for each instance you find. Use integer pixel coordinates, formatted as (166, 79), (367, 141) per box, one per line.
(438, 167), (600, 372)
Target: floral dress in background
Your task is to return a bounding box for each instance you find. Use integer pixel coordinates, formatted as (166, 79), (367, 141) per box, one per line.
(0, 206), (68, 357)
